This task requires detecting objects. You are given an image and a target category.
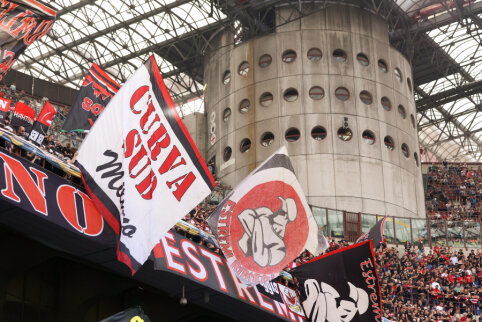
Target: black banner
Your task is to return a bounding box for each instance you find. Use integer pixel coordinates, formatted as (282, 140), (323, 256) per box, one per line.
(152, 231), (306, 322)
(257, 282), (283, 303)
(62, 62), (119, 132)
(290, 241), (382, 322)
(0, 0), (56, 81)
(100, 306), (150, 322)
(0, 148), (113, 244)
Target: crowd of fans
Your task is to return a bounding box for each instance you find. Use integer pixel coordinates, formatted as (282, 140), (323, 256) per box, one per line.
(425, 162), (481, 221)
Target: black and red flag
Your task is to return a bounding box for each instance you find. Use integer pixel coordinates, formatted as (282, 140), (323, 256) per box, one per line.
(356, 216), (387, 251)
(290, 241), (382, 322)
(29, 100), (56, 145)
(62, 63), (120, 132)
(11, 101), (35, 134)
(0, 0), (57, 81)
(0, 97), (11, 123)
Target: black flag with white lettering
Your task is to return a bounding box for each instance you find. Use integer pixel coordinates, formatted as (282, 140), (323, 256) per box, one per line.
(62, 63), (120, 132)
(0, 0), (56, 81)
(290, 241), (382, 322)
(355, 216), (387, 251)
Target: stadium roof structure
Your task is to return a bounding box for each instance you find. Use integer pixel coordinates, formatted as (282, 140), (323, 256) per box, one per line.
(12, 0), (482, 162)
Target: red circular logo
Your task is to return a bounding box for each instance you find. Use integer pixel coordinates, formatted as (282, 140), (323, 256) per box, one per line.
(229, 181), (309, 275)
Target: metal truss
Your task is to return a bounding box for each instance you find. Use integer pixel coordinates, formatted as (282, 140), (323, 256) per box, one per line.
(9, 0), (482, 161)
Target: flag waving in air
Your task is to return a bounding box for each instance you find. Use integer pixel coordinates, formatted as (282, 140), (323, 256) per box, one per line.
(207, 146), (328, 286)
(356, 216), (387, 251)
(291, 241), (382, 322)
(76, 55), (215, 274)
(0, 0), (56, 81)
(62, 63), (120, 132)
(29, 101), (56, 145)
(11, 101), (35, 134)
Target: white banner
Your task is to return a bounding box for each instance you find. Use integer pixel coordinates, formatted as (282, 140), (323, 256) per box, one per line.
(77, 56), (215, 273)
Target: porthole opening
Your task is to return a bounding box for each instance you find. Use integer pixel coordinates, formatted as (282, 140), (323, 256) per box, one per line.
(356, 53), (369, 66)
(381, 97), (392, 111)
(337, 127), (353, 141)
(335, 87), (350, 101)
(384, 136), (394, 150)
(309, 86), (325, 100)
(261, 132), (275, 147)
(359, 91), (373, 105)
(377, 59), (388, 73)
(259, 54), (272, 68)
(311, 126), (327, 141)
(223, 146), (232, 162)
(333, 49), (347, 62)
(283, 88), (298, 102)
(401, 143), (409, 158)
(307, 48), (322, 61)
(282, 50), (297, 63)
(240, 138), (251, 153)
(410, 114), (416, 129)
(210, 123), (216, 134)
(238, 61), (250, 76)
(223, 108), (231, 122)
(260, 92), (273, 107)
(398, 104), (406, 119)
(414, 152), (419, 166)
(362, 130), (375, 145)
(222, 70), (231, 85)
(394, 68), (402, 82)
(239, 99), (250, 114)
(407, 77), (412, 92)
(285, 128), (300, 142)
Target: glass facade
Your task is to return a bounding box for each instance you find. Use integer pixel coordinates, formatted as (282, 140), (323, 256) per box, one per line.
(328, 209), (344, 238)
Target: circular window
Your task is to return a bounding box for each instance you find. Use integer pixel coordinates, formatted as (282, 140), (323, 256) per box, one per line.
(333, 49), (347, 62)
(414, 152), (419, 166)
(283, 88), (298, 102)
(337, 127), (353, 141)
(410, 114), (416, 129)
(259, 54), (272, 68)
(240, 138), (251, 153)
(362, 130), (376, 145)
(260, 132), (275, 147)
(238, 61), (249, 76)
(260, 92), (273, 107)
(335, 87), (350, 101)
(394, 68), (402, 82)
(309, 86), (325, 100)
(223, 108), (231, 122)
(282, 50), (297, 63)
(311, 126), (327, 141)
(239, 99), (250, 114)
(401, 143), (409, 158)
(381, 97), (392, 111)
(356, 53), (369, 66)
(407, 77), (412, 92)
(222, 70), (231, 85)
(210, 123), (216, 134)
(285, 128), (300, 142)
(223, 146), (232, 162)
(307, 48), (322, 61)
(384, 136), (394, 150)
(398, 104), (406, 119)
(377, 59), (388, 73)
(359, 91), (373, 105)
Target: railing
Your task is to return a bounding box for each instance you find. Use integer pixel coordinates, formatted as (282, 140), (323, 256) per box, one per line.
(311, 206), (482, 249)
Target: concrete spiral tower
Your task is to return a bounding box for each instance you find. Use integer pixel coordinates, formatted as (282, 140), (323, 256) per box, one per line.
(204, 4), (425, 218)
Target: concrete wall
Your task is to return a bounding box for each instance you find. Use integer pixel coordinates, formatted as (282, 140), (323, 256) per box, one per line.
(204, 4), (425, 218)
(182, 112), (207, 160)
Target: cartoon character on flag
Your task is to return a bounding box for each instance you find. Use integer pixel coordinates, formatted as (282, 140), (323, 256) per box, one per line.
(207, 146), (328, 286)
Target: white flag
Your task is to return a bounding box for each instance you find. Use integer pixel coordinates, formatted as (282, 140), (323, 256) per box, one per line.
(76, 56), (215, 273)
(207, 146), (327, 285)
